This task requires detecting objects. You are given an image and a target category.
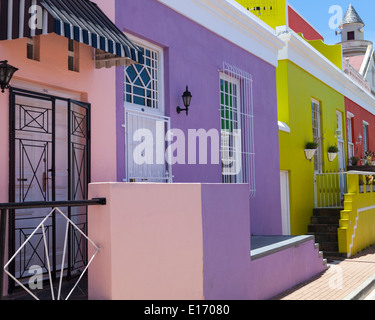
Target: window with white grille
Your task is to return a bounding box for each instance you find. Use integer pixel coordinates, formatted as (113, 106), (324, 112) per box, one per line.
(125, 42), (160, 111)
(220, 62), (255, 198)
(347, 113), (355, 162)
(123, 39), (171, 183)
(363, 121), (369, 154)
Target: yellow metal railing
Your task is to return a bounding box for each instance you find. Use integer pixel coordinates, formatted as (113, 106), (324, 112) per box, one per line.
(338, 172), (375, 257)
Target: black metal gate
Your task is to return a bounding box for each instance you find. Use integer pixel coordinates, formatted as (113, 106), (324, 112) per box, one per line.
(8, 88), (91, 292)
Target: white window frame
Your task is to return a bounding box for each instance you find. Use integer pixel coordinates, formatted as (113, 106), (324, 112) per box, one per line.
(312, 98), (322, 173)
(347, 112), (355, 162)
(220, 72), (242, 184)
(219, 62), (256, 198)
(124, 36), (165, 116)
(363, 120), (369, 154)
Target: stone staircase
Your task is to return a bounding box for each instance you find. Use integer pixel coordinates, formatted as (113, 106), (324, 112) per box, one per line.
(307, 208), (348, 261)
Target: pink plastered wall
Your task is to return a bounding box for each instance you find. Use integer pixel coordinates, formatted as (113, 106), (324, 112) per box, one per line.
(88, 183), (205, 300)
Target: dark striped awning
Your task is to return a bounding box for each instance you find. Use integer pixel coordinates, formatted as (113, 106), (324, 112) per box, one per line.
(0, 0), (143, 68)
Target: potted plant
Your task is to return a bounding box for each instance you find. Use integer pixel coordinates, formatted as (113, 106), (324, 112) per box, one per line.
(365, 150), (375, 165)
(350, 156), (359, 166)
(366, 175), (373, 192)
(359, 178), (365, 193)
(327, 145), (339, 162)
(305, 142), (318, 160)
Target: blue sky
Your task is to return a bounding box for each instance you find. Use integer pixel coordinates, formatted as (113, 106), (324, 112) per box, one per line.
(288, 0), (375, 45)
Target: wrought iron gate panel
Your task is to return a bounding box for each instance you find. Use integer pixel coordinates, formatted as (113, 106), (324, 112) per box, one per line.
(68, 100), (90, 274)
(8, 88), (91, 291)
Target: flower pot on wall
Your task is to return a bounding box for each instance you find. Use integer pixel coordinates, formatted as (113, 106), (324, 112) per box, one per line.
(328, 153), (338, 162)
(305, 149), (316, 160)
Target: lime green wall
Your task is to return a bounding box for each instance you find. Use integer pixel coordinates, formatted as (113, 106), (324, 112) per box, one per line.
(235, 0), (287, 29)
(278, 60), (346, 235)
(299, 35), (343, 70)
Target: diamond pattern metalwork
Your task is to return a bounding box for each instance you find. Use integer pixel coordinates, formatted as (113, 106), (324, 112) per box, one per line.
(4, 207), (100, 300)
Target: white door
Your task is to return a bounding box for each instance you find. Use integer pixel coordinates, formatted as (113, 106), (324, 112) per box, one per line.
(124, 38), (172, 183)
(280, 171), (291, 235)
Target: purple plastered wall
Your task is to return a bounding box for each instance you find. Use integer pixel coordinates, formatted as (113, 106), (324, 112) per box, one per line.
(115, 0), (282, 235)
(201, 184), (326, 300)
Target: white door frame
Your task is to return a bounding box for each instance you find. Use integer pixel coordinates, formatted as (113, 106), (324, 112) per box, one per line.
(280, 170), (291, 236)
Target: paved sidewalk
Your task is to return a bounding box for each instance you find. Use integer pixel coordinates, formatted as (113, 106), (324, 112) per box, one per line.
(272, 244), (375, 300)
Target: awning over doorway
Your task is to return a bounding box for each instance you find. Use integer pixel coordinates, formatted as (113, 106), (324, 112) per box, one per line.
(0, 0), (143, 68)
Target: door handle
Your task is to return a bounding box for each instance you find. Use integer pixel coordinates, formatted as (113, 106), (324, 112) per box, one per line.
(43, 172), (47, 193)
(42, 172), (52, 193)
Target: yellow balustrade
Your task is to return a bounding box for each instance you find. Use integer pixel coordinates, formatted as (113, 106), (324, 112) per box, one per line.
(338, 174), (375, 257)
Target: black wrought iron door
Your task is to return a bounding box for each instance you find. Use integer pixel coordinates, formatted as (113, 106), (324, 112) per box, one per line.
(8, 88), (90, 289)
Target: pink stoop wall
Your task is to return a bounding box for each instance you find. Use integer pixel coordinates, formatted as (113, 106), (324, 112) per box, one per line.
(88, 183), (326, 300)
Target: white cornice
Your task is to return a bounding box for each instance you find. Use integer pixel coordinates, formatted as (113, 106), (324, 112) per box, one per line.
(157, 0), (285, 67)
(278, 27), (375, 115)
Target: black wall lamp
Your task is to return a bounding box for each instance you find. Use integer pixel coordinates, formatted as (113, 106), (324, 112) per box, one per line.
(0, 60), (18, 93)
(177, 86), (192, 115)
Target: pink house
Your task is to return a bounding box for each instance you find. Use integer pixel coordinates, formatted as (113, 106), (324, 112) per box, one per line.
(0, 0), (141, 298)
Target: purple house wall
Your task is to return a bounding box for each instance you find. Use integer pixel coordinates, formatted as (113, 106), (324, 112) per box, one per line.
(115, 0), (283, 235)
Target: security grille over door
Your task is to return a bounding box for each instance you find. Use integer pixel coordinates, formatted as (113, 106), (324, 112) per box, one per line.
(8, 88), (90, 290)
(124, 109), (172, 183)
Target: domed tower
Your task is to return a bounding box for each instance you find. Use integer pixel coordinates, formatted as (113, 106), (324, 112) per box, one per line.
(339, 4), (365, 42)
(338, 4), (375, 96)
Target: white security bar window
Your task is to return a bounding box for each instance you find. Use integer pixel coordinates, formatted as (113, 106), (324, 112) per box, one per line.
(123, 39), (171, 183)
(220, 62), (255, 198)
(347, 113), (355, 162)
(312, 99), (322, 173)
(363, 121), (369, 154)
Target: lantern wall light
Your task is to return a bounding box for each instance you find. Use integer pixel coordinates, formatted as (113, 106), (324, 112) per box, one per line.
(177, 86), (192, 116)
(0, 60), (18, 93)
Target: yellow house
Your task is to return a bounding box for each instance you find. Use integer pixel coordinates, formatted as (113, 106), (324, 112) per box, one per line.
(236, 0), (347, 235)
(277, 30), (346, 235)
(237, 0), (375, 257)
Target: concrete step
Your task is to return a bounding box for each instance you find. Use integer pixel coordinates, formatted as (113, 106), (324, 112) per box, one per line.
(311, 215), (341, 225)
(307, 232), (338, 243)
(323, 251), (348, 261)
(313, 208), (343, 217)
(308, 224), (339, 233)
(317, 242), (339, 252)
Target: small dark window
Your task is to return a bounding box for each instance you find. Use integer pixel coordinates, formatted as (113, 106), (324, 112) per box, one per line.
(27, 42), (34, 60)
(27, 37), (40, 61)
(347, 31), (355, 40)
(68, 39), (79, 72)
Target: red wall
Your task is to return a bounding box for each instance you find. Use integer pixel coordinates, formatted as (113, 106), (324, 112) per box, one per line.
(288, 6), (324, 41)
(346, 97), (375, 160)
